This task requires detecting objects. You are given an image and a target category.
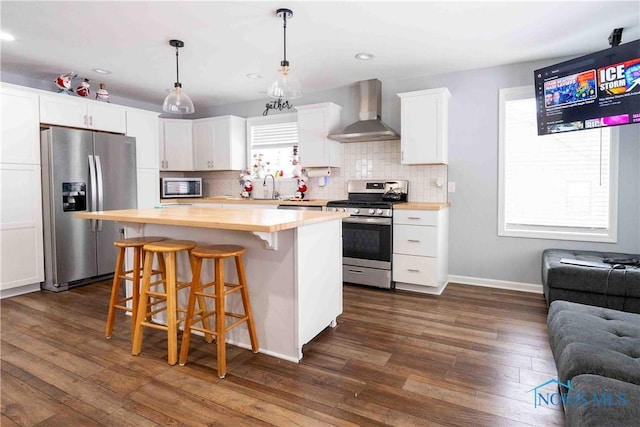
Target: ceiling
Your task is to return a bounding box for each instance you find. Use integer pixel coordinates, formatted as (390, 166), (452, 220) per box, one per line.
(2, 1), (639, 110)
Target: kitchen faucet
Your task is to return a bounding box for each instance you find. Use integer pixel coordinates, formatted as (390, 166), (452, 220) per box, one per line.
(263, 174), (279, 200)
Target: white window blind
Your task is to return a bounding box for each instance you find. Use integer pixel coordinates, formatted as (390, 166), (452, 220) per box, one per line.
(498, 86), (618, 242)
(246, 113), (298, 178)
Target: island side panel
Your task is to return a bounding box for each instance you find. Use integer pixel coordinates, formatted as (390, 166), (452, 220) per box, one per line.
(295, 219), (343, 347)
(125, 223), (299, 362)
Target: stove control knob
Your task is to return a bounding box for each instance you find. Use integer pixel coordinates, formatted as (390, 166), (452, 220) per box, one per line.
(369, 209), (375, 215)
(376, 209), (383, 215)
(341, 208), (347, 213)
(331, 207), (337, 212)
(353, 209), (360, 214)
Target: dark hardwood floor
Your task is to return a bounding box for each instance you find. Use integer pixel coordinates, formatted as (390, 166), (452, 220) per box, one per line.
(1, 281), (564, 426)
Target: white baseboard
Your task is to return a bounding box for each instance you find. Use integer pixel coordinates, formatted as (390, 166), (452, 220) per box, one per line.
(0, 283), (41, 299)
(448, 275), (543, 294)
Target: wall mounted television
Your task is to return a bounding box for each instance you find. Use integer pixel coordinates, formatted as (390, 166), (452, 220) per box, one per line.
(534, 39), (640, 135)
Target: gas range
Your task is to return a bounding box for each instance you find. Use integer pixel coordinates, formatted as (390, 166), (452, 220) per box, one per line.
(325, 201), (396, 217)
(328, 179), (409, 290)
(326, 180), (408, 218)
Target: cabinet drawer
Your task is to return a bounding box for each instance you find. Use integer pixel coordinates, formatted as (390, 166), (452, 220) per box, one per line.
(394, 210), (438, 226)
(393, 225), (437, 256)
(393, 254), (438, 287)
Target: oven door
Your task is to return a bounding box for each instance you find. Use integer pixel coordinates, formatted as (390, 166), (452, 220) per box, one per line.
(342, 216), (392, 270)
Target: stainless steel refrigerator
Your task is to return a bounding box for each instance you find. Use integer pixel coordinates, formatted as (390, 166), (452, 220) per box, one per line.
(40, 127), (137, 292)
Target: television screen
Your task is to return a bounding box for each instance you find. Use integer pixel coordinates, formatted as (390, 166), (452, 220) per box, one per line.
(534, 39), (640, 135)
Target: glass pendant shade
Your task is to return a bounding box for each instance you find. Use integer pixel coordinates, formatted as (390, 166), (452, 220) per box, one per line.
(268, 8), (302, 100)
(267, 66), (302, 99)
(162, 39), (194, 114)
(163, 85), (195, 114)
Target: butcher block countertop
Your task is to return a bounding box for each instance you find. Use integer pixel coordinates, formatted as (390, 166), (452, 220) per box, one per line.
(163, 198), (449, 210)
(164, 197), (331, 207)
(76, 206), (349, 233)
(394, 202), (450, 210)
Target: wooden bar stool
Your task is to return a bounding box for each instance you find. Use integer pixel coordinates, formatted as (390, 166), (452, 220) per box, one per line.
(179, 244), (259, 379)
(131, 239), (210, 365)
(105, 236), (166, 340)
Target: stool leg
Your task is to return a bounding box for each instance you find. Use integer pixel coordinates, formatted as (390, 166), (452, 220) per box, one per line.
(105, 246), (125, 339)
(179, 255), (203, 366)
(215, 258), (227, 378)
(166, 252), (178, 365)
(236, 254), (259, 352)
(132, 251), (154, 356)
(130, 246), (142, 342)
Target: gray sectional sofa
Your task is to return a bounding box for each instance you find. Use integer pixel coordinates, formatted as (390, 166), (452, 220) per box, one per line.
(542, 249), (640, 314)
(547, 300), (640, 426)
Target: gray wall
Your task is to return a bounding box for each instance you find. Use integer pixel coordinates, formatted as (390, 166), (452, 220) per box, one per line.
(209, 59), (640, 286)
(387, 60), (640, 285)
(7, 60), (638, 286)
(1, 71), (162, 112)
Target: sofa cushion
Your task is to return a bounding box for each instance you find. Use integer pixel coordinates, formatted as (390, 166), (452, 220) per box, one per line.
(547, 301), (640, 386)
(542, 249), (640, 298)
(565, 374), (640, 427)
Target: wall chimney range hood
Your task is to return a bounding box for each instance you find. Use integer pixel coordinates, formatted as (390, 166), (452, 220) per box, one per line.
(328, 79), (400, 143)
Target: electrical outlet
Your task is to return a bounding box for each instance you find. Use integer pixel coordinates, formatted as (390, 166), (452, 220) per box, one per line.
(448, 182), (456, 193)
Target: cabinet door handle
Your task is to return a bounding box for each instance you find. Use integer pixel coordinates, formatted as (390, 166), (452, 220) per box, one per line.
(408, 217), (421, 220)
(407, 269), (420, 272)
(407, 239), (420, 243)
(89, 115), (93, 126)
(84, 115), (88, 126)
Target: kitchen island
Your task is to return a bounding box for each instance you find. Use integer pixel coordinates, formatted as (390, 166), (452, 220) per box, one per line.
(76, 206), (349, 362)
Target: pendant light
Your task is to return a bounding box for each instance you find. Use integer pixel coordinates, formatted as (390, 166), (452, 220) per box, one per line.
(267, 8), (302, 99)
(162, 39), (195, 114)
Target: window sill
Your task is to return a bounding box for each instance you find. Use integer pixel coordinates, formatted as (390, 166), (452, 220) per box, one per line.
(499, 227), (617, 243)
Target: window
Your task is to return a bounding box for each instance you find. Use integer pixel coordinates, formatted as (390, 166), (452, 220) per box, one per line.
(498, 86), (618, 242)
(246, 113), (299, 178)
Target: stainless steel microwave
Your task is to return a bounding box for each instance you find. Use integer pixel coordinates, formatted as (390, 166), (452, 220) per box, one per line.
(161, 177), (202, 198)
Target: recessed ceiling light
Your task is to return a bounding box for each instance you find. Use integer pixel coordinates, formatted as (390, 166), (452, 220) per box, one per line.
(92, 68), (112, 74)
(0, 32), (16, 41)
(246, 73), (262, 79)
(355, 52), (375, 60)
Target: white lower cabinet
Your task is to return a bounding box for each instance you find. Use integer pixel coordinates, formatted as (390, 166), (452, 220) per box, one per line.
(393, 209), (448, 294)
(0, 164), (44, 297)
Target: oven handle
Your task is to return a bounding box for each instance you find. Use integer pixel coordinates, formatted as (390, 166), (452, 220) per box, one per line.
(342, 217), (392, 225)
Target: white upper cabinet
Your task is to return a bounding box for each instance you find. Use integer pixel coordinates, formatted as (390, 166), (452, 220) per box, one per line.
(159, 118), (193, 171)
(126, 108), (159, 169)
(192, 116), (246, 171)
(39, 94), (126, 134)
(295, 103), (342, 168)
(398, 88), (450, 165)
(0, 84), (40, 164)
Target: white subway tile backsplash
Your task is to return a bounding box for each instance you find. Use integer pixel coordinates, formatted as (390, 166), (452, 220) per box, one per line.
(199, 139), (447, 202)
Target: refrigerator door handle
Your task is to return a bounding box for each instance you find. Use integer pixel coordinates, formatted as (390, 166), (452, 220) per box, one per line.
(88, 155), (97, 231)
(95, 155), (104, 231)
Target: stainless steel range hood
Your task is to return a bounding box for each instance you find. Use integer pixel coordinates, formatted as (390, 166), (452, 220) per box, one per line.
(328, 79), (400, 143)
